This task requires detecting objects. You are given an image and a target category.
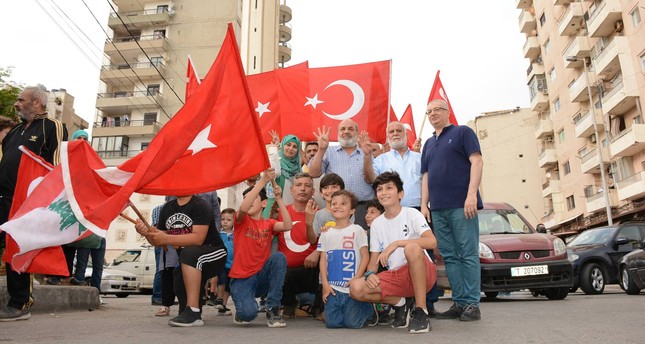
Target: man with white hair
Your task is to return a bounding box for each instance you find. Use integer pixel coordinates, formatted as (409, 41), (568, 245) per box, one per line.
(0, 84), (68, 321)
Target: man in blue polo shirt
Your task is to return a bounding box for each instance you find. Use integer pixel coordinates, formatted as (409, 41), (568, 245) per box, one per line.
(420, 99), (483, 322)
(308, 119), (373, 229)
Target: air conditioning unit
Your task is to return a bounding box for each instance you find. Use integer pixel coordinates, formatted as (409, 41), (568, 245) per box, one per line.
(590, 134), (597, 143)
(545, 136), (554, 143)
(615, 20), (624, 33)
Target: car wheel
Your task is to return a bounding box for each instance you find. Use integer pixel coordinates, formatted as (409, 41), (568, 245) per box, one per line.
(115, 293), (129, 298)
(620, 266), (641, 295)
(580, 263), (606, 294)
(484, 292), (498, 299)
(543, 287), (569, 300)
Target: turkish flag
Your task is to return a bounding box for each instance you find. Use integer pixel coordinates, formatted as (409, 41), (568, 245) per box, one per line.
(307, 61), (390, 144)
(248, 62), (312, 144)
(185, 55), (201, 101)
(60, 23), (269, 232)
(427, 70), (458, 125)
(399, 104), (417, 149)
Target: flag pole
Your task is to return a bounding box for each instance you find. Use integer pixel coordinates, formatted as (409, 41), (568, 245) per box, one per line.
(418, 108), (428, 139)
(119, 212), (137, 224)
(128, 201), (152, 230)
(386, 59), (392, 139)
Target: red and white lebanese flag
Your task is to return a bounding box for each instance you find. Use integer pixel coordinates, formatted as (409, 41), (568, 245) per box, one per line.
(62, 23), (269, 232)
(185, 55), (201, 101)
(1, 143), (97, 273)
(399, 104), (417, 149)
(428, 70), (458, 125)
(307, 60), (390, 144)
(247, 62), (311, 144)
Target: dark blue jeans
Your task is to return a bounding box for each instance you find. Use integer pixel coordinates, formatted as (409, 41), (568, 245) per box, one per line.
(152, 246), (162, 302)
(324, 291), (373, 328)
(230, 252), (286, 321)
(74, 238), (106, 293)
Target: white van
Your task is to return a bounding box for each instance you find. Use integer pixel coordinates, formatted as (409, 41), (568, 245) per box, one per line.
(109, 245), (156, 294)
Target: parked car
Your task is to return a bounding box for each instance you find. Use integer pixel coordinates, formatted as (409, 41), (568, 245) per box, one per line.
(567, 222), (645, 294)
(436, 202), (572, 300)
(617, 243), (645, 295)
(109, 245), (156, 294)
(84, 262), (139, 298)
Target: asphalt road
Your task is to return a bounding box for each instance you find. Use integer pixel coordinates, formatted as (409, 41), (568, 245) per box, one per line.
(1, 286), (643, 344)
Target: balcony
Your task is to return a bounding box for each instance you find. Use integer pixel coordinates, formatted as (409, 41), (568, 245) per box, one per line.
(278, 42), (292, 64)
(96, 91), (162, 115)
(100, 61), (165, 85)
(568, 71), (596, 103)
(531, 90), (549, 112)
(527, 61), (545, 80)
(554, 0), (573, 5)
(279, 22), (292, 42)
(593, 37), (628, 77)
(587, 0), (623, 37)
(563, 37), (590, 68)
(280, 4), (292, 23)
(516, 0), (533, 9)
(558, 2), (583, 36)
(580, 147), (610, 174)
(519, 10), (537, 33)
(617, 171), (645, 201)
(523, 37), (541, 59)
(107, 9), (170, 30)
(104, 34), (169, 60)
(538, 148), (558, 168)
(574, 110), (604, 138)
(585, 189), (618, 213)
(92, 119), (161, 137)
(542, 179), (562, 198)
(535, 118), (554, 139)
(601, 74), (639, 116)
(610, 124), (645, 157)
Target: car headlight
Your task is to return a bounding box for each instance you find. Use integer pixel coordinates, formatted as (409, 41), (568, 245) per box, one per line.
(479, 242), (494, 259)
(568, 253), (579, 262)
(103, 275), (123, 281)
(553, 237), (566, 256)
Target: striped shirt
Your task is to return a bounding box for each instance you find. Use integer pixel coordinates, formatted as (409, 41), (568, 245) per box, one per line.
(320, 145), (374, 201)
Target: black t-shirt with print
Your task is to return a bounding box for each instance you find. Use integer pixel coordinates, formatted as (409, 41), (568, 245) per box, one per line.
(158, 196), (224, 248)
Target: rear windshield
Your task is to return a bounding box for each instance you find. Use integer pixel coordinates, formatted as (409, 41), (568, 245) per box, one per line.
(479, 209), (531, 235)
(567, 227), (616, 246)
(112, 250), (142, 264)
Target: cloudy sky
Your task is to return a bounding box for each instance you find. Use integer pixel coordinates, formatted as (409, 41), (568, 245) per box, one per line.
(0, 1), (530, 140)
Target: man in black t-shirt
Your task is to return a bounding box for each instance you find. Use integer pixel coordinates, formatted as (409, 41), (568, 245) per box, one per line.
(135, 195), (226, 327)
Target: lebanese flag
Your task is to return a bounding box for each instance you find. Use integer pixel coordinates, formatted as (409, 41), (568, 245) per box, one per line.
(1, 144), (98, 273)
(185, 55), (201, 101)
(248, 62), (312, 143)
(427, 70), (458, 125)
(307, 60), (390, 144)
(62, 23), (269, 232)
(399, 104), (417, 149)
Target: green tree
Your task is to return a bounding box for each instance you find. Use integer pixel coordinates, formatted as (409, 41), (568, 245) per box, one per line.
(0, 66), (22, 122)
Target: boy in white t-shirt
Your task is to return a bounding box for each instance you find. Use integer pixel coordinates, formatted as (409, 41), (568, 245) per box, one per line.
(349, 172), (438, 334)
(318, 190), (376, 328)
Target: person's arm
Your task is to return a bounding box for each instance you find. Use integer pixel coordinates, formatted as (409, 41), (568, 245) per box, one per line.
(421, 172), (431, 222)
(44, 119), (67, 166)
(319, 250), (335, 302)
(144, 223), (209, 247)
(359, 131), (377, 183)
(308, 126), (330, 178)
(272, 184), (293, 232)
(464, 152), (483, 219)
(305, 199), (319, 244)
(236, 168), (274, 222)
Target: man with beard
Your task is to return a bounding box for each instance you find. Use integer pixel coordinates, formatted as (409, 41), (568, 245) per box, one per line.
(308, 119), (374, 229)
(0, 85), (67, 321)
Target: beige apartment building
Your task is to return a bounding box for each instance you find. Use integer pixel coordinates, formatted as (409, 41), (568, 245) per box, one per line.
(93, 0), (292, 256)
(46, 89), (89, 135)
(517, 0), (645, 237)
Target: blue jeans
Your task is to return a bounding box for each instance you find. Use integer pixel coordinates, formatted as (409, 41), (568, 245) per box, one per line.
(425, 249), (445, 309)
(74, 238), (107, 293)
(324, 291), (373, 329)
(432, 208), (480, 307)
(152, 246), (162, 302)
(230, 252), (286, 321)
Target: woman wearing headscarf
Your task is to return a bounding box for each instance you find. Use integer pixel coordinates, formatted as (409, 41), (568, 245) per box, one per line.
(262, 133), (301, 218)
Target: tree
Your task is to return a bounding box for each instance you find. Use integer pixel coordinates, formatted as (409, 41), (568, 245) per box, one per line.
(0, 66), (22, 122)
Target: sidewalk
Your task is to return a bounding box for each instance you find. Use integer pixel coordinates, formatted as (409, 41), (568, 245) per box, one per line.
(0, 275), (100, 312)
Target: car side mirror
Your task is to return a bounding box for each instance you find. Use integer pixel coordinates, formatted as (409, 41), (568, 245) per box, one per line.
(614, 237), (629, 248)
(536, 224), (547, 233)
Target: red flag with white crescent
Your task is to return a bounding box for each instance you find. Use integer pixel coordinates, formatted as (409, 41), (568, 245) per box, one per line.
(427, 70), (458, 125)
(185, 55), (201, 101)
(399, 104), (417, 149)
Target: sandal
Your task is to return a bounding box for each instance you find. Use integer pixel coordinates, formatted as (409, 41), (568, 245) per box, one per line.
(155, 306), (170, 317)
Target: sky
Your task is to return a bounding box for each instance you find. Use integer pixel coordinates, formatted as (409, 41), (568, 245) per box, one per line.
(0, 0), (530, 140)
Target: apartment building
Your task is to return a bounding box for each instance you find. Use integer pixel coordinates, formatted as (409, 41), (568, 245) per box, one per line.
(93, 0), (292, 255)
(517, 0), (645, 237)
(46, 89), (89, 134)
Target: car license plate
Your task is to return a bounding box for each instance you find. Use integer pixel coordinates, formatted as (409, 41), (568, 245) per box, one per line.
(511, 265), (548, 277)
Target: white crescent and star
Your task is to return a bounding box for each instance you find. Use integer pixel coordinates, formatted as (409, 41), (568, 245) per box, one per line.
(284, 220), (312, 253)
(256, 101), (271, 118)
(305, 79), (365, 120)
(187, 124), (217, 155)
(403, 123), (412, 132)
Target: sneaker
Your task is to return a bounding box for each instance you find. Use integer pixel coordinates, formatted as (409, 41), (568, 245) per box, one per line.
(459, 304), (481, 321)
(282, 305), (296, 319)
(69, 277), (86, 286)
(408, 307), (431, 334)
(391, 297), (413, 328)
(218, 306), (232, 316)
(155, 306), (170, 317)
(364, 304), (379, 327)
(205, 295), (216, 307)
(213, 298), (224, 310)
(377, 304), (393, 325)
(168, 308), (203, 327)
(427, 307), (439, 319)
(46, 277), (61, 285)
(99, 297), (107, 306)
(436, 303), (464, 320)
(0, 306), (31, 322)
(258, 297), (267, 313)
(266, 307), (286, 328)
(234, 314), (250, 325)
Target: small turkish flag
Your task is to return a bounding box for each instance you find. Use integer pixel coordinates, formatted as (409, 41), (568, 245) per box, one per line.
(399, 104), (417, 149)
(185, 55), (201, 101)
(427, 70), (458, 125)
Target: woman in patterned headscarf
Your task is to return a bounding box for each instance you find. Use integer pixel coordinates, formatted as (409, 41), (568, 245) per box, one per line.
(262, 133), (302, 218)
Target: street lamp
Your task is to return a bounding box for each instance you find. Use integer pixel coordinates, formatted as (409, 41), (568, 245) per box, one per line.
(565, 56), (613, 225)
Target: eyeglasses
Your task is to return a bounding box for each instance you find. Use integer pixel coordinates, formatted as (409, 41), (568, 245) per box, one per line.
(425, 107), (447, 115)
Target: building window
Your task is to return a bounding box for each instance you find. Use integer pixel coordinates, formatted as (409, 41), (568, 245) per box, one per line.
(634, 116), (643, 125)
(558, 129), (565, 143)
(563, 161), (571, 175)
(566, 195), (576, 210)
(91, 136), (129, 158)
(157, 5), (169, 13)
(539, 13), (546, 27)
(150, 56), (163, 67)
(153, 29), (166, 39)
(631, 7), (641, 27)
(147, 84), (160, 96)
(583, 185), (594, 197)
(578, 147), (588, 157)
(143, 112), (158, 125)
(553, 98), (561, 112)
(141, 142), (150, 150)
(549, 67), (557, 82)
(544, 39), (551, 54)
